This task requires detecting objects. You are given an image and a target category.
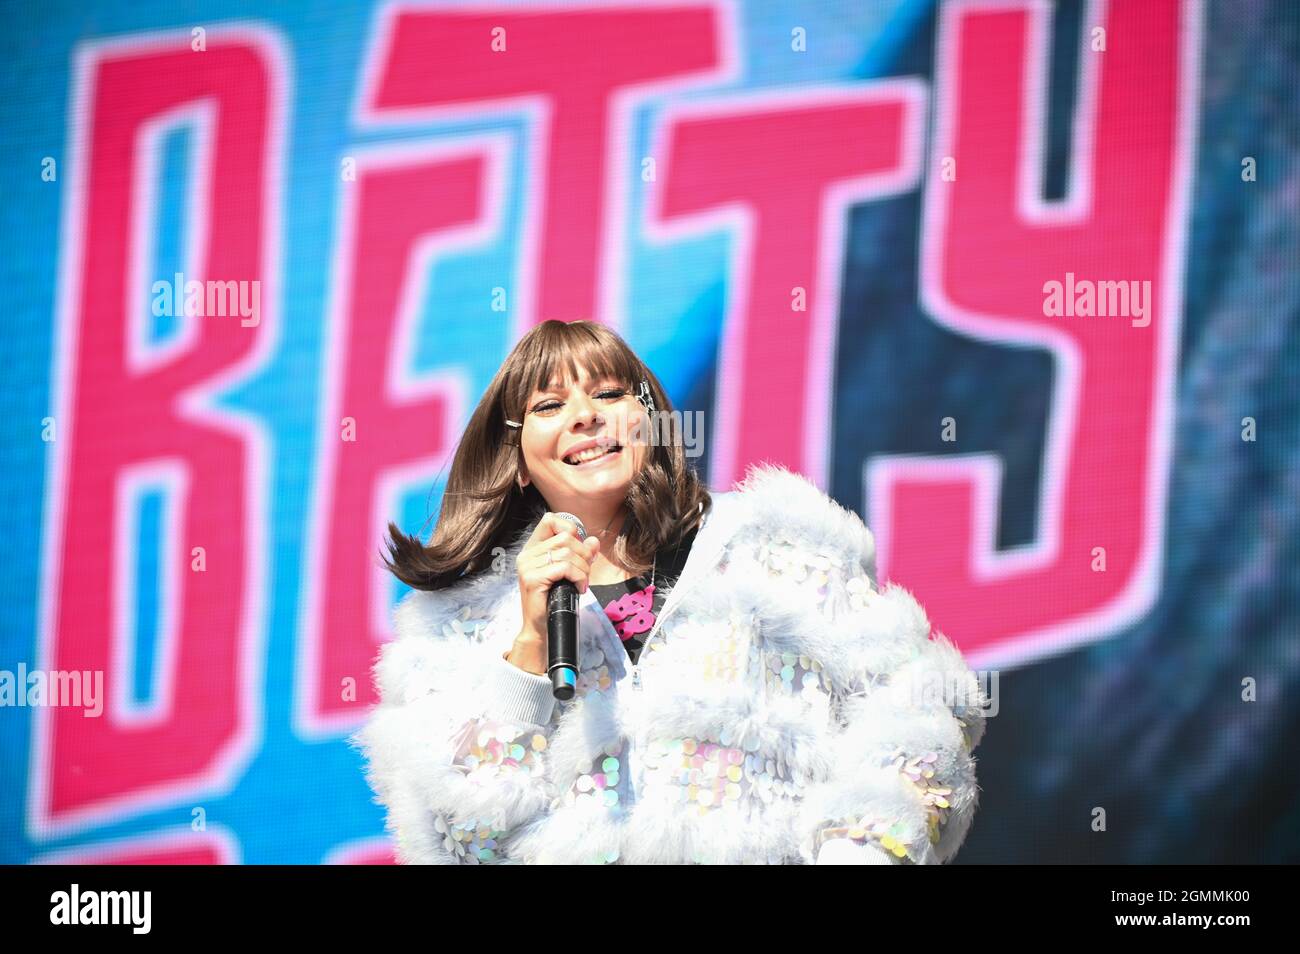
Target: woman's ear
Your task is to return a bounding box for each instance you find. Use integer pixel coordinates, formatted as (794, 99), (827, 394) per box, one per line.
(517, 459), (530, 489)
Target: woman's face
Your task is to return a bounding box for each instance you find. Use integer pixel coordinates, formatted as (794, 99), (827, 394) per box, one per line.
(517, 366), (649, 509)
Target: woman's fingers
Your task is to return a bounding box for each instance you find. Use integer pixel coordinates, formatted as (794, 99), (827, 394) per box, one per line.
(540, 545), (591, 592)
(519, 513), (602, 594)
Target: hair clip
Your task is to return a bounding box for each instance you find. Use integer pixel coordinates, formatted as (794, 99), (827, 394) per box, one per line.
(503, 417), (522, 446)
(637, 379), (657, 416)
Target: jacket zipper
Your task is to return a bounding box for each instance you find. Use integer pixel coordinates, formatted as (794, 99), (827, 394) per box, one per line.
(611, 506), (731, 827)
(621, 542), (718, 828)
(628, 566), (701, 692)
(626, 513), (732, 692)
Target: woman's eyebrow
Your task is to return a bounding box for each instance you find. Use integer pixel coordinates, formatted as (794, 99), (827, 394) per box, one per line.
(536, 376), (614, 397)
(529, 383), (568, 402)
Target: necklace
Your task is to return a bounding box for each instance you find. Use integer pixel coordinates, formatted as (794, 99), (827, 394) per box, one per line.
(588, 507), (654, 590)
(592, 508), (622, 538)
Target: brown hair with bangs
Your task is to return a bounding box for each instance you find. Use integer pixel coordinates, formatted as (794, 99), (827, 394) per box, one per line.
(381, 320), (711, 591)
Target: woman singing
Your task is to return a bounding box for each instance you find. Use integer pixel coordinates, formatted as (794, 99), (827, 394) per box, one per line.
(353, 319), (986, 864)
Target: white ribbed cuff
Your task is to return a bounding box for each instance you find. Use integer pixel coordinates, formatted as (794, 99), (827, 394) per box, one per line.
(482, 656), (557, 727)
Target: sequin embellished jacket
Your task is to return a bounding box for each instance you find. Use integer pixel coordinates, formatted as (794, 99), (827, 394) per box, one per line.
(352, 464), (987, 864)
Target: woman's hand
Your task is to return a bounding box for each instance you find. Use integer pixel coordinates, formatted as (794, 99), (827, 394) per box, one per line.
(507, 513), (601, 673)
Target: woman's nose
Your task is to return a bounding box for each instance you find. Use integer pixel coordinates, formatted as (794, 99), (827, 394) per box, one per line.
(570, 393), (601, 425)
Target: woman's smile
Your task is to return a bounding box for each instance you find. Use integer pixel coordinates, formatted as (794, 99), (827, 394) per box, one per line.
(562, 444), (623, 467)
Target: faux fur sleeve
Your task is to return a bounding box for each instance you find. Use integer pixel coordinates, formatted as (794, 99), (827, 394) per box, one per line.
(809, 571), (986, 864)
(349, 584), (560, 864)
(730, 465), (986, 865)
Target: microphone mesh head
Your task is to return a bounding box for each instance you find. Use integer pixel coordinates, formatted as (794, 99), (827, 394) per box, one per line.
(552, 512), (587, 540)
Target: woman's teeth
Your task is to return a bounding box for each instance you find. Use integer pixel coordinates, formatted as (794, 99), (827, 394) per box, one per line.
(564, 446), (620, 465)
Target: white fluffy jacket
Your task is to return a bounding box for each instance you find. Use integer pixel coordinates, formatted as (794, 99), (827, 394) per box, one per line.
(352, 465), (986, 865)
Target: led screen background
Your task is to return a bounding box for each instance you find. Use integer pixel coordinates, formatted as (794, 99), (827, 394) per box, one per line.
(2, 0), (1297, 863)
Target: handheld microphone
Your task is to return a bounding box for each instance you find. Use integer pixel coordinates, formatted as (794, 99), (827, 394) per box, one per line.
(547, 512), (586, 700)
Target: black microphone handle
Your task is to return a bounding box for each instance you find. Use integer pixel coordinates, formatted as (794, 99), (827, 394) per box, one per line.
(546, 511), (587, 700)
(547, 580), (580, 700)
